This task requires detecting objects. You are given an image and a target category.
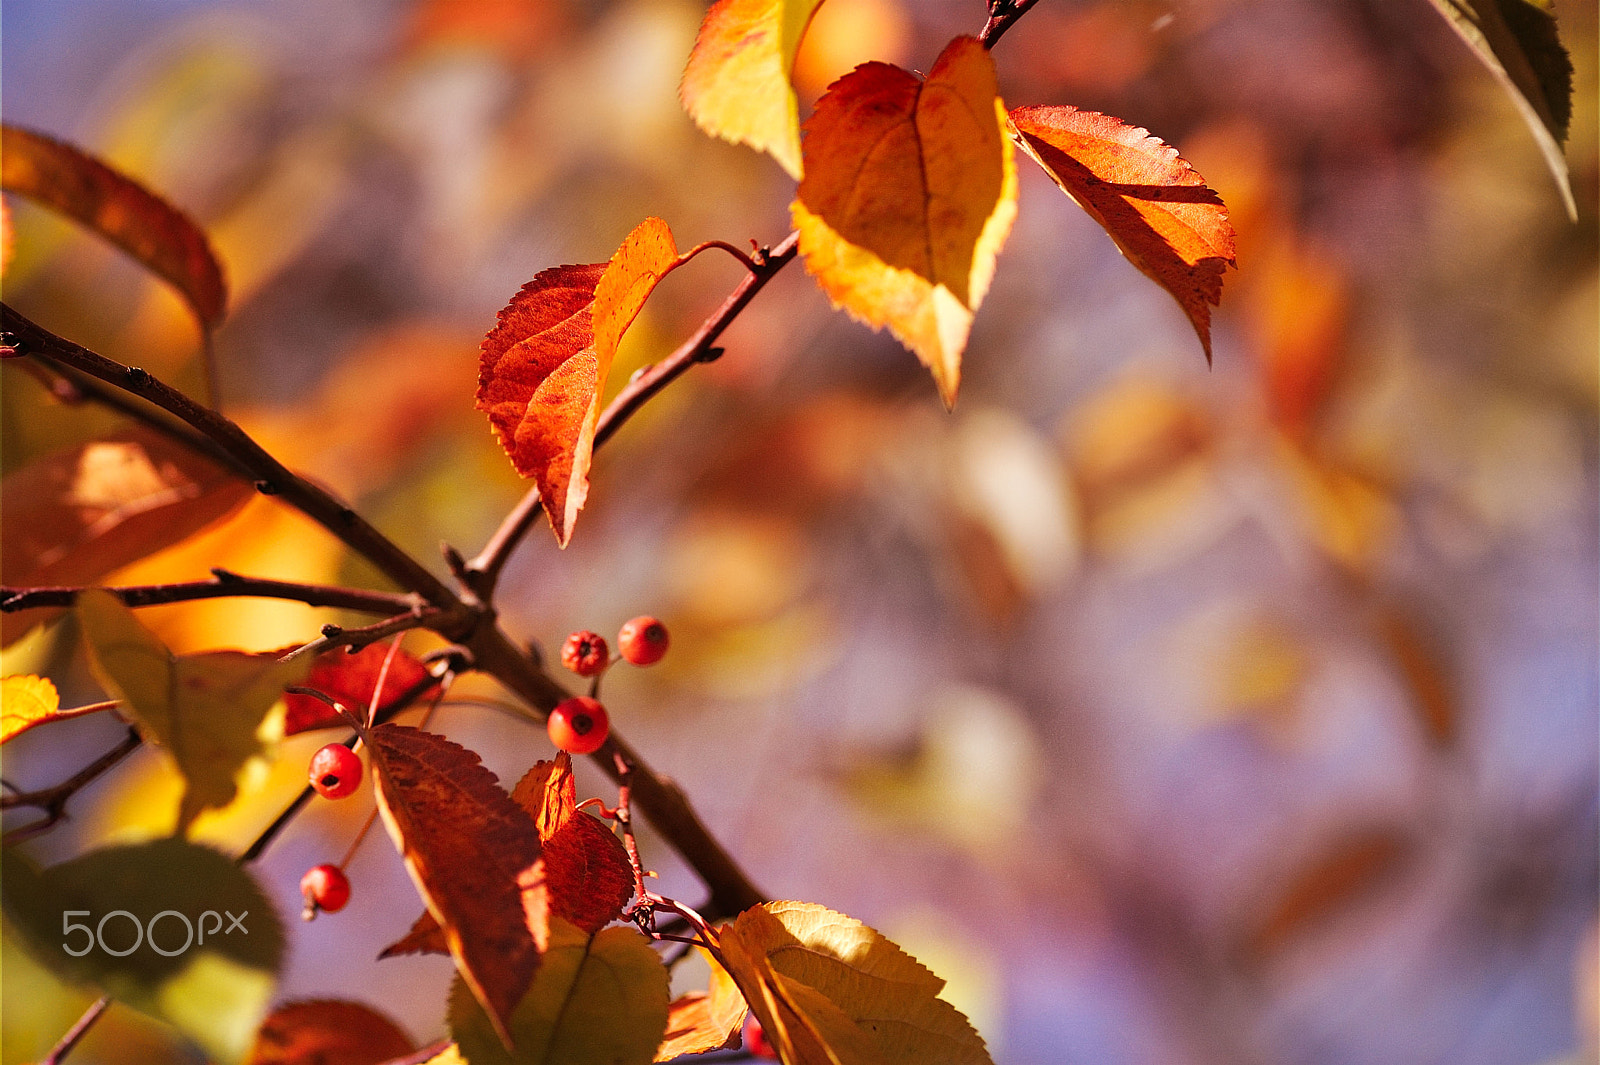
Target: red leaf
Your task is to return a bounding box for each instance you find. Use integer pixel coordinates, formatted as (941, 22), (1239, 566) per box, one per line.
(247, 999), (414, 1065)
(363, 725), (546, 1048)
(508, 751), (578, 840)
(1009, 105), (1235, 362)
(283, 643), (439, 735)
(476, 218), (683, 545)
(0, 124), (226, 331)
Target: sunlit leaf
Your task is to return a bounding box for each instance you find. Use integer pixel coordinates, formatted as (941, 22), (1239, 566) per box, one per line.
(449, 918), (670, 1065)
(283, 642), (439, 735)
(1, 838), (284, 1063)
(477, 218), (683, 545)
(247, 999), (414, 1065)
(681, 0), (826, 179)
(716, 901), (992, 1065)
(1009, 105), (1235, 363)
(362, 724), (546, 1047)
(77, 589), (308, 832)
(1, 673), (61, 743)
(1425, 0), (1574, 218)
(655, 949), (746, 1060)
(1, 426), (253, 646)
(380, 753), (631, 958)
(0, 124), (227, 329)
(793, 36), (1016, 406)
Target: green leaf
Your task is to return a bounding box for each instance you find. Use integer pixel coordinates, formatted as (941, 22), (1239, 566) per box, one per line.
(1, 837), (284, 1063)
(76, 588), (309, 832)
(1426, 0), (1575, 218)
(449, 918), (670, 1065)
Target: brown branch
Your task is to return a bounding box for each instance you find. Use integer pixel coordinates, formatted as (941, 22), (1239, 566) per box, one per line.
(2, 572), (420, 616)
(1, 303), (466, 616)
(2, 728), (142, 845)
(978, 0), (1042, 48)
(464, 230), (801, 597)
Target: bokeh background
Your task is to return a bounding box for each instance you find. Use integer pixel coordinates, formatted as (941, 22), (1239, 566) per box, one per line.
(2, 1), (1596, 1063)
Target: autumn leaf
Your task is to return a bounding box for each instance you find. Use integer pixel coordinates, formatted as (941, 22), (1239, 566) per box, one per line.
(2, 837), (284, 1063)
(76, 589), (308, 832)
(793, 37), (1016, 407)
(1, 674), (61, 742)
(1248, 831), (1410, 957)
(477, 218), (684, 545)
(2, 426), (253, 645)
(681, 0), (826, 179)
(716, 901), (992, 1065)
(449, 918), (671, 1065)
(655, 949), (746, 1060)
(1426, 0), (1575, 219)
(247, 1000), (415, 1065)
(1009, 105), (1236, 363)
(0, 124), (227, 330)
(283, 642), (439, 734)
(361, 724), (546, 1047)
(381, 753), (632, 957)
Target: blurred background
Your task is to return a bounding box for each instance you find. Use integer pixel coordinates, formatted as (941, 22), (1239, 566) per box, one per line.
(2, 0), (1596, 1062)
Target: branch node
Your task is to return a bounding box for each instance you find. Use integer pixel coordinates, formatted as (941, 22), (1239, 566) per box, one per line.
(695, 346), (725, 364)
(254, 480), (279, 495)
(124, 366), (151, 387)
(211, 567), (242, 582)
(321, 623), (344, 638)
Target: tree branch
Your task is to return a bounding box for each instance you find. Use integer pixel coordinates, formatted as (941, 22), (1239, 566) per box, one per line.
(1, 728), (142, 845)
(464, 230), (801, 597)
(2, 572), (420, 616)
(979, 0), (1042, 48)
(40, 996), (111, 1065)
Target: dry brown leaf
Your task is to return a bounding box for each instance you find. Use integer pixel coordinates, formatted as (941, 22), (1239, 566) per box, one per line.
(247, 999), (414, 1065)
(477, 218), (683, 544)
(1010, 105), (1235, 363)
(0, 124), (226, 330)
(793, 36), (1016, 406)
(680, 0), (826, 178)
(1, 426), (252, 646)
(363, 724), (547, 1047)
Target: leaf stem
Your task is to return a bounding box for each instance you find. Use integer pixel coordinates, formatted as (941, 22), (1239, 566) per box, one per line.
(41, 996), (110, 1065)
(678, 239), (760, 273)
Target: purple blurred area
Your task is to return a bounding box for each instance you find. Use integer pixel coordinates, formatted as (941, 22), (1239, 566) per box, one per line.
(3, 1), (1596, 1063)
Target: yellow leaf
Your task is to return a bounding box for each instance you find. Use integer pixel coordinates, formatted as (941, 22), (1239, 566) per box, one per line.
(1, 674), (60, 743)
(75, 589), (309, 833)
(793, 37), (1016, 406)
(681, 0), (826, 178)
(655, 949), (746, 1060)
(717, 901), (992, 1065)
(450, 918), (670, 1065)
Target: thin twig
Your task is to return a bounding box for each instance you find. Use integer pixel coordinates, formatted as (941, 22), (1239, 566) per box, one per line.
(2, 573), (420, 616)
(41, 996), (111, 1065)
(463, 230), (801, 598)
(1, 728), (142, 845)
(0, 699), (121, 743)
(978, 0), (1042, 48)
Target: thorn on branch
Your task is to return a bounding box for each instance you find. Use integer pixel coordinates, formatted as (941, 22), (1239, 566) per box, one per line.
(696, 346), (725, 364)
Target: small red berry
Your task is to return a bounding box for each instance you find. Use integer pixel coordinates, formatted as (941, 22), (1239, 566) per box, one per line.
(743, 1013), (777, 1059)
(617, 616), (669, 666)
(300, 864), (350, 917)
(308, 743), (363, 799)
(560, 630), (610, 677)
(547, 696), (610, 754)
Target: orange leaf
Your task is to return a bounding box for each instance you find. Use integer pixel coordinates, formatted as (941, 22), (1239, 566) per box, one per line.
(362, 724), (546, 1048)
(247, 999), (414, 1065)
(1009, 105), (1235, 363)
(381, 752), (631, 956)
(681, 0), (826, 179)
(2, 426), (252, 646)
(0, 674), (61, 743)
(0, 125), (226, 331)
(283, 643), (439, 735)
(655, 950), (747, 1060)
(793, 36), (1016, 406)
(1249, 831), (1409, 957)
(476, 218), (682, 545)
